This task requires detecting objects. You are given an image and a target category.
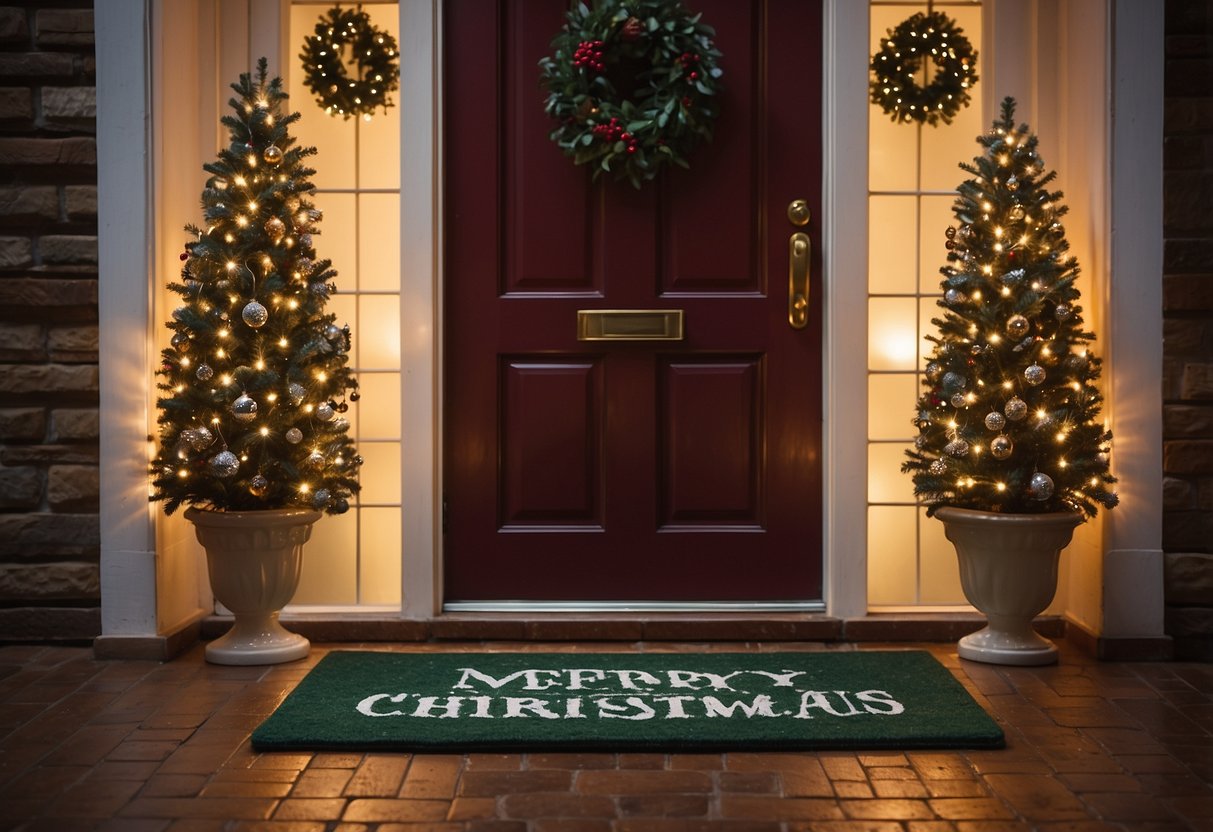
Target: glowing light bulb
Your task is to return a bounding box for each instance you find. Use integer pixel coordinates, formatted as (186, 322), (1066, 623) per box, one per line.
(259, 427), (269, 436)
(220, 374), (233, 386)
(254, 359), (266, 370)
(234, 176), (246, 187)
(266, 392), (278, 402)
(180, 356), (191, 368)
(299, 483), (311, 494)
(278, 338), (288, 347)
(996, 482), (1006, 492)
(218, 328), (229, 338)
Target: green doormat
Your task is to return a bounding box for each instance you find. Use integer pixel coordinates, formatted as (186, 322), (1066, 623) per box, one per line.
(252, 650), (1003, 751)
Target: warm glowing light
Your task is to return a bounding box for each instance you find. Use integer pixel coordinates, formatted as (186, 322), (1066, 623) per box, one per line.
(972, 290), (983, 301)
(278, 338), (289, 347)
(236, 216), (249, 228)
(981, 265), (993, 275)
(1001, 287), (1011, 297)
(996, 482), (1006, 492)
(224, 233), (234, 243)
(174, 385), (184, 393)
(304, 404), (314, 413)
(254, 360), (265, 370)
(316, 371), (328, 382)
(1089, 477), (1099, 487)
(1059, 459), (1068, 468)
(211, 417), (220, 425)
(247, 201), (259, 212)
(287, 299), (299, 310)
(218, 328), (230, 338)
(178, 469), (189, 478)
(225, 261), (237, 271)
(215, 348), (226, 359)
(1055, 431), (1067, 443)
(266, 392), (278, 402)
(234, 176), (246, 187)
(179, 356), (191, 368)
(299, 483), (311, 494)
(220, 374), (233, 386)
(947, 420), (958, 429)
(994, 227), (1004, 239)
(989, 333), (1002, 344)
(1036, 408), (1048, 421)
(1003, 380), (1013, 390)
(259, 427), (270, 436)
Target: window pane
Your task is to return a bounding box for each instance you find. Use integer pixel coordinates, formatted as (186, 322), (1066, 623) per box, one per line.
(358, 372), (401, 440)
(868, 195), (918, 294)
(869, 374), (917, 440)
(359, 294), (401, 370)
(360, 507), (402, 605)
(358, 193), (401, 292)
(293, 510), (357, 605)
(919, 508), (968, 604)
(868, 505), (918, 606)
(918, 195), (955, 293)
(359, 440), (400, 504)
(868, 441), (915, 504)
(869, 296), (919, 371)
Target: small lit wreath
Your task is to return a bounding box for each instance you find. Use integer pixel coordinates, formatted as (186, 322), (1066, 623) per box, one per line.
(539, 0), (723, 187)
(299, 7), (399, 121)
(870, 10), (978, 126)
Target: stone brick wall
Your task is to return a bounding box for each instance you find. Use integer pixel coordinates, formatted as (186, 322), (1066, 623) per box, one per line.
(1163, 0), (1213, 659)
(0, 4), (99, 642)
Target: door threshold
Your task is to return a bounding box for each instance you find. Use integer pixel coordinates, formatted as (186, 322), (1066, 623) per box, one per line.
(443, 601), (827, 613)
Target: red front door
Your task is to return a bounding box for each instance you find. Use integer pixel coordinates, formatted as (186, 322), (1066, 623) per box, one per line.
(444, 0), (823, 604)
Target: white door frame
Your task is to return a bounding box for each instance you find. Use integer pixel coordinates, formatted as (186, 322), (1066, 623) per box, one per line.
(96, 0), (1163, 643)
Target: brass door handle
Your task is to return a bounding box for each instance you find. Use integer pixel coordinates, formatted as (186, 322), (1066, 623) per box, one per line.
(788, 231), (810, 330)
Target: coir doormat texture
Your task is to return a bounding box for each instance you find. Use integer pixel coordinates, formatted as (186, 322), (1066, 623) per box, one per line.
(252, 650), (1003, 751)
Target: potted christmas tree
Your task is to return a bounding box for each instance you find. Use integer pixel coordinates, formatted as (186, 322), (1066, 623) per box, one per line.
(149, 59), (361, 665)
(903, 98), (1118, 666)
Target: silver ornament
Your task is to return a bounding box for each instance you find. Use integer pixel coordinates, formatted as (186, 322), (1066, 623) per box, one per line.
(333, 497), (349, 513)
(1024, 364), (1046, 386)
(263, 144), (283, 165)
(296, 257), (313, 275)
(1006, 315), (1030, 338)
(1029, 472), (1055, 500)
(299, 234), (313, 249)
(196, 363), (214, 382)
(264, 216), (286, 239)
(950, 393), (968, 409)
(324, 324), (341, 341)
(208, 450), (239, 478)
(1055, 304), (1072, 321)
(984, 411), (1006, 432)
(306, 449), (325, 467)
(944, 289), (964, 306)
(186, 426), (213, 451)
(945, 439), (970, 457)
(925, 362), (943, 382)
(316, 402), (335, 422)
(285, 427), (303, 444)
(990, 435), (1013, 459)
(1009, 205), (1025, 221)
(249, 474), (269, 496)
(171, 333), (190, 351)
(1001, 268), (1025, 286)
(1007, 175), (1019, 191)
(288, 382), (306, 405)
(942, 372), (966, 391)
(914, 435), (928, 449)
(1005, 397), (1028, 421)
(333, 417), (349, 431)
(309, 281), (330, 298)
(232, 394), (258, 421)
(312, 488), (331, 509)
(929, 459), (948, 475)
(242, 301), (268, 328)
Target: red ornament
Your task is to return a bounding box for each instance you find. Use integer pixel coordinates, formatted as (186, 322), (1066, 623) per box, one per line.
(180, 252), (189, 261)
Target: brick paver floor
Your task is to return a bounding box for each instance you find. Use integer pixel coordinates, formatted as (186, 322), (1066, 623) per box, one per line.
(0, 640), (1210, 831)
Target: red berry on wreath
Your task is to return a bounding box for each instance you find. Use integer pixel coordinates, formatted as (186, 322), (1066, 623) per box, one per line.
(689, 71), (699, 80)
(621, 17), (644, 41)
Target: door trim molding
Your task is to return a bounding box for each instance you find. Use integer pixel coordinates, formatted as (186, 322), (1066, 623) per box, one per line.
(399, 0), (443, 619)
(402, 0), (866, 619)
(444, 601), (829, 613)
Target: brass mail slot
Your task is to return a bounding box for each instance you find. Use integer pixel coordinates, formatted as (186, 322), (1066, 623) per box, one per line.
(577, 309), (685, 341)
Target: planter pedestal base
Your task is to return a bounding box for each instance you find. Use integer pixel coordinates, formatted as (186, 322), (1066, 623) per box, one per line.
(204, 613), (310, 666)
(958, 621), (1058, 666)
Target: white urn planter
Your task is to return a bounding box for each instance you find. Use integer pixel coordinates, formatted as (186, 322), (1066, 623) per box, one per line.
(186, 507), (321, 666)
(936, 506), (1082, 666)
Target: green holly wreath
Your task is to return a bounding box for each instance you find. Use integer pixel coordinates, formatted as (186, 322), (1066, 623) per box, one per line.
(539, 0), (723, 187)
(299, 6), (399, 121)
(870, 10), (978, 127)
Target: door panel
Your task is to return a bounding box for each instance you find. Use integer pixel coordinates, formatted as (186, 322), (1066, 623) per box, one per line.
(444, 0), (823, 604)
